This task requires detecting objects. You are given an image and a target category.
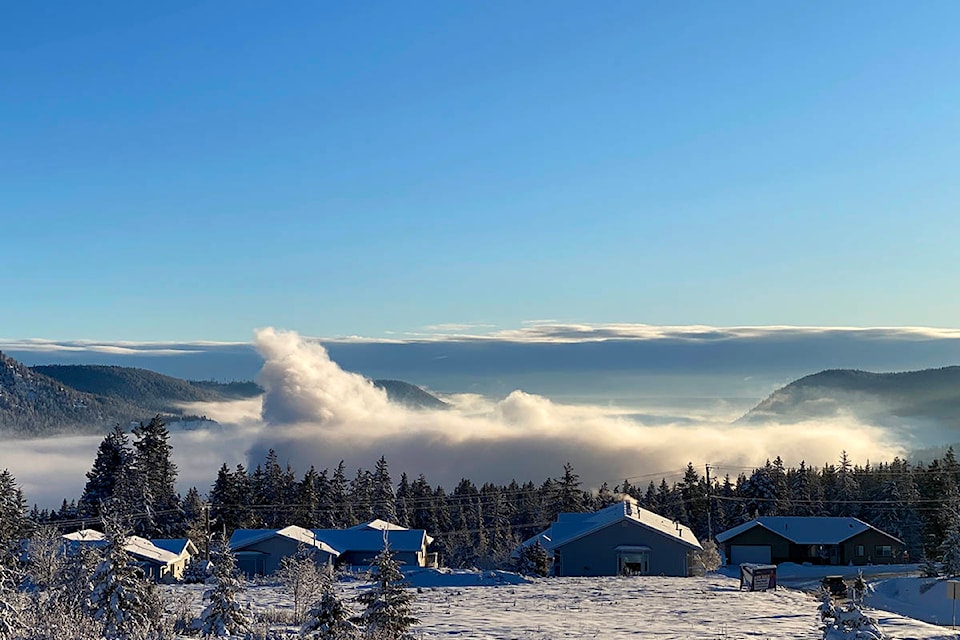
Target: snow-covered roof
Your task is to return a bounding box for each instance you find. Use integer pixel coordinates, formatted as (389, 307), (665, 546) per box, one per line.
(518, 500), (702, 555)
(715, 517), (903, 545)
(60, 530), (183, 566)
(229, 525), (341, 556)
(63, 528), (106, 542)
(349, 519), (434, 545)
(151, 538), (198, 558)
(313, 528), (430, 554)
(123, 536), (181, 565)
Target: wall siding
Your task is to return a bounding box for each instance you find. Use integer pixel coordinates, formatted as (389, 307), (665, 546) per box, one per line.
(554, 519), (696, 577)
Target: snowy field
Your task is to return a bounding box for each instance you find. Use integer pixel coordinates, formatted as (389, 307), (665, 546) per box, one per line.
(171, 572), (955, 639)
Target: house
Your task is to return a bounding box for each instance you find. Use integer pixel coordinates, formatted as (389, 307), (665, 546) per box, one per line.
(150, 538), (200, 581)
(516, 499), (703, 577)
(716, 517), (905, 566)
(229, 525), (340, 576)
(313, 520), (437, 568)
(60, 529), (193, 583)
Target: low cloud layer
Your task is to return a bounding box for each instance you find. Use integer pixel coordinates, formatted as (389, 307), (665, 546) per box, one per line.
(244, 328), (907, 492)
(0, 327), (937, 509)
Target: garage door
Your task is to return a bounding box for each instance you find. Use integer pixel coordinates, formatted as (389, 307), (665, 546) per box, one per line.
(730, 545), (772, 565)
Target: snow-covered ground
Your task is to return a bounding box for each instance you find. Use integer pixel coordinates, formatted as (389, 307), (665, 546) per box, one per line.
(170, 571), (954, 639)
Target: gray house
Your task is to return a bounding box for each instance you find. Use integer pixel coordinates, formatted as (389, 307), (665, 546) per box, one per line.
(229, 525), (340, 576)
(229, 520), (435, 576)
(716, 517), (905, 566)
(61, 529), (195, 583)
(313, 519), (436, 568)
(518, 500), (702, 577)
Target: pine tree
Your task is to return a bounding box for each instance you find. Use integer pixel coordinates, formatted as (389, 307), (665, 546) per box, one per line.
(301, 568), (358, 640)
(193, 533), (253, 638)
(395, 473), (411, 528)
(78, 425), (133, 518)
(330, 461), (356, 528)
(132, 415), (183, 536)
(0, 469), (29, 558)
(87, 517), (165, 640)
(371, 456), (397, 523)
(516, 541), (551, 577)
(557, 463), (586, 514)
(0, 561), (27, 640)
(353, 537), (418, 639)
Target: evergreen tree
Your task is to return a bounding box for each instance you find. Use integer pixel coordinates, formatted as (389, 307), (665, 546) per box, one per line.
(0, 561), (27, 640)
(78, 425), (133, 518)
(350, 468), (374, 524)
(329, 461), (355, 528)
(300, 568), (358, 640)
(557, 463), (586, 514)
(516, 541), (551, 577)
(371, 456), (397, 523)
(940, 509), (960, 577)
(132, 415), (183, 536)
(87, 517), (165, 640)
(353, 537), (418, 639)
(0, 469), (29, 558)
(193, 533), (253, 638)
(395, 473), (411, 528)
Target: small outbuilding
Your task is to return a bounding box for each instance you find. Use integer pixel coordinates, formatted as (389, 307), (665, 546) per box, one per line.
(716, 517), (905, 566)
(516, 499), (703, 577)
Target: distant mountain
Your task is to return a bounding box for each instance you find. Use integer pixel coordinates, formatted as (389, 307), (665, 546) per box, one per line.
(32, 365), (262, 409)
(0, 353), (143, 436)
(737, 366), (960, 426)
(0, 355), (447, 437)
(373, 379), (448, 410)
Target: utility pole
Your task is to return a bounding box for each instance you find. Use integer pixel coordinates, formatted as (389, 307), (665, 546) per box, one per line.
(204, 503), (211, 561)
(705, 464), (713, 541)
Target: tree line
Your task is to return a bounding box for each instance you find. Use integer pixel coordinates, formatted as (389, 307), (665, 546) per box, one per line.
(6, 416), (960, 567)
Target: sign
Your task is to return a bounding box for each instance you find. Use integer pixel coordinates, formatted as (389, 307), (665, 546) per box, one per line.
(948, 581), (960, 600)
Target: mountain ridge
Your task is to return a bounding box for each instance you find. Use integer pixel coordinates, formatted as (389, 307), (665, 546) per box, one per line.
(737, 365), (960, 425)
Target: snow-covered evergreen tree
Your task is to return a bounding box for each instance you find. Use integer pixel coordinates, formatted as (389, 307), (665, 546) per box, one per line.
(132, 415), (184, 536)
(78, 425), (133, 518)
(0, 468), (30, 559)
(300, 568), (358, 640)
(193, 533), (252, 638)
(87, 518), (165, 640)
(516, 541), (551, 577)
(939, 510), (960, 577)
(353, 537), (418, 639)
(0, 561), (27, 640)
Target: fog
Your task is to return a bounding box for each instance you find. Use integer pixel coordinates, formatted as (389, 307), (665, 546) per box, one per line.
(0, 327), (915, 509)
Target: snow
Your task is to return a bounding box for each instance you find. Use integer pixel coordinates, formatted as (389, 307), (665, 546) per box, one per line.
(166, 571), (954, 639)
(519, 499), (701, 556)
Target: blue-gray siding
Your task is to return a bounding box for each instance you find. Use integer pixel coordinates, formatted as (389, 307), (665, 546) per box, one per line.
(554, 519), (696, 577)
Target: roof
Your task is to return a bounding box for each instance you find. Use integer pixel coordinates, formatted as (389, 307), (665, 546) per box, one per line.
(518, 500), (702, 555)
(230, 525), (340, 556)
(349, 519), (435, 544)
(312, 528), (430, 554)
(151, 538), (198, 558)
(59, 529), (182, 566)
(716, 517), (904, 545)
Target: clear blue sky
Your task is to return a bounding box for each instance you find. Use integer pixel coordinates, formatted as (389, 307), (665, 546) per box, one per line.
(3, 1), (959, 341)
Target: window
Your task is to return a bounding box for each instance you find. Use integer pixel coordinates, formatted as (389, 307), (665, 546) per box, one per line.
(856, 545), (864, 557)
(618, 550), (650, 576)
(875, 545), (893, 558)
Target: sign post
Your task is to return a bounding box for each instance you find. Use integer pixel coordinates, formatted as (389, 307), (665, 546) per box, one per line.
(947, 580), (960, 630)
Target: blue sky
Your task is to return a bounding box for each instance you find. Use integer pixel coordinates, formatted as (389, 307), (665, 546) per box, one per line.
(3, 1), (960, 341)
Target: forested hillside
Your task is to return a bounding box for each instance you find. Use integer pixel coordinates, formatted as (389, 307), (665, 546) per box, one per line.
(739, 366), (960, 425)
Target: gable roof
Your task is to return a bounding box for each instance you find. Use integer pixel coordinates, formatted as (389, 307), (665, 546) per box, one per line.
(151, 538), (198, 558)
(716, 517), (903, 546)
(312, 527), (429, 554)
(519, 500), (702, 555)
(347, 519), (435, 544)
(59, 529), (182, 566)
(229, 525), (340, 556)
